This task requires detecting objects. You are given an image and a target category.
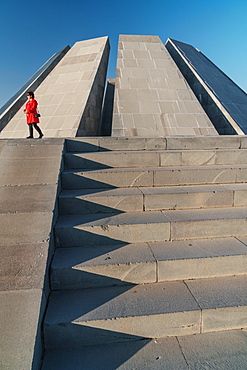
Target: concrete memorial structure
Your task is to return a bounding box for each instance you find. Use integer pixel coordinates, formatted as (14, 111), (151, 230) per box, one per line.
(1, 35), (247, 369)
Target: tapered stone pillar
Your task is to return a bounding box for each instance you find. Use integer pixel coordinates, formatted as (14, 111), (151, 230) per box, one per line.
(112, 35), (217, 137)
(166, 39), (247, 135)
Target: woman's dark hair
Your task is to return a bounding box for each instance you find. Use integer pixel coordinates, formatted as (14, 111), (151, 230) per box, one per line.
(27, 91), (34, 99)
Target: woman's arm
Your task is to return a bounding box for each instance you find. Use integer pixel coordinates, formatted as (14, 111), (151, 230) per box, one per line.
(25, 99), (38, 113)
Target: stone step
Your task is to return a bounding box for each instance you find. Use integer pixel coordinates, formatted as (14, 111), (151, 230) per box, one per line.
(55, 210), (170, 247)
(43, 275), (247, 349)
(42, 329), (247, 370)
(64, 149), (247, 170)
(61, 164), (247, 190)
(59, 183), (247, 214)
(65, 136), (247, 152)
(50, 237), (247, 290)
(55, 207), (247, 247)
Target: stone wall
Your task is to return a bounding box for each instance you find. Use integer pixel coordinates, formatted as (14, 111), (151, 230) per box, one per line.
(0, 138), (64, 369)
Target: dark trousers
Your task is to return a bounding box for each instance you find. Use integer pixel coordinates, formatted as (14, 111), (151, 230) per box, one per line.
(28, 123), (43, 137)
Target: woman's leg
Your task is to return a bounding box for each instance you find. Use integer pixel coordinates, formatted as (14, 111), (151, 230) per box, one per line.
(33, 123), (44, 138)
(27, 123), (33, 138)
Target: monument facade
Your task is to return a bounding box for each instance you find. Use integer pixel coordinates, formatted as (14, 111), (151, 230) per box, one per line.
(1, 34), (246, 138)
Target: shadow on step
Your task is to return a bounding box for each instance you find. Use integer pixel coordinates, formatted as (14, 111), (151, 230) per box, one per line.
(51, 241), (155, 290)
(65, 156), (113, 170)
(43, 335), (189, 370)
(59, 196), (125, 215)
(43, 340), (153, 370)
(56, 228), (137, 247)
(62, 173), (118, 190)
(44, 322), (149, 350)
(47, 281), (138, 322)
(55, 242), (131, 264)
(65, 140), (111, 153)
(44, 284), (151, 353)
(51, 266), (139, 290)
(43, 328), (152, 370)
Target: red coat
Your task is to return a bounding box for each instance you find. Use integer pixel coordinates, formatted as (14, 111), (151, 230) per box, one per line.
(24, 99), (40, 124)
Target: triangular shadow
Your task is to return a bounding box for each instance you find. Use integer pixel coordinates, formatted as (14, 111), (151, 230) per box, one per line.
(51, 264), (138, 290)
(46, 283), (135, 325)
(55, 227), (132, 248)
(43, 326), (152, 369)
(65, 139), (111, 153)
(59, 196), (125, 215)
(53, 242), (131, 266)
(62, 172), (118, 190)
(64, 156), (113, 170)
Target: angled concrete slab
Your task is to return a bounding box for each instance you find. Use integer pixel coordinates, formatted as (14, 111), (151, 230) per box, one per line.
(1, 37), (110, 138)
(166, 38), (247, 135)
(0, 46), (70, 132)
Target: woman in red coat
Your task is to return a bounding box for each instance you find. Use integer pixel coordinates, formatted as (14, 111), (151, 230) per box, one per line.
(24, 91), (44, 138)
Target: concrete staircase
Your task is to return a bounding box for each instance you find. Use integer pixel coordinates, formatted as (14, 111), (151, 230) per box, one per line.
(42, 137), (247, 369)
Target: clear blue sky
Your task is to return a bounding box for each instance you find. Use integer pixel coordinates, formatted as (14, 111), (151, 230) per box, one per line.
(1, 0), (246, 109)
